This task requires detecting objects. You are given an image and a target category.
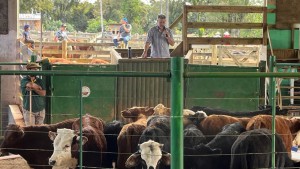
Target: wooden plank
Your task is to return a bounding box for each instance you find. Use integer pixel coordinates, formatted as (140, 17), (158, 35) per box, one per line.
(183, 6), (189, 54)
(186, 5), (265, 13)
(185, 50), (194, 63)
(188, 37), (263, 45)
(170, 13), (183, 30)
(34, 42), (62, 46)
(276, 0), (300, 29)
(170, 41), (183, 57)
(68, 50), (111, 55)
(68, 42), (114, 46)
(211, 45), (217, 65)
(9, 105), (25, 127)
(187, 22), (263, 29)
(33, 49), (62, 54)
(263, 7), (268, 45)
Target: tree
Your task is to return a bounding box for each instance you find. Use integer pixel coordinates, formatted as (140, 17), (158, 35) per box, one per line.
(68, 2), (95, 32)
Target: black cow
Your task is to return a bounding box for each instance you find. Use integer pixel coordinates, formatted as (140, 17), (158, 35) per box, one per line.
(184, 124), (206, 147)
(230, 129), (294, 169)
(184, 144), (222, 169)
(102, 120), (124, 168)
(184, 122), (245, 169)
(190, 105), (288, 117)
(0, 119), (77, 169)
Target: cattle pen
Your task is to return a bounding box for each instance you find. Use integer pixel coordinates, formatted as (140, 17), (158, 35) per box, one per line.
(0, 56), (300, 169)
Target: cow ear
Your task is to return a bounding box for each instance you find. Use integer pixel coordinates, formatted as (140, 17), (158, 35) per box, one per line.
(125, 152), (141, 168)
(48, 131), (57, 141)
(161, 151), (171, 166)
(76, 136), (88, 145)
(145, 107), (154, 115)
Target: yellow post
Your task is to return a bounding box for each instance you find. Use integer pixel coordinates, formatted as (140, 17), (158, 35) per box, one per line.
(62, 40), (68, 58)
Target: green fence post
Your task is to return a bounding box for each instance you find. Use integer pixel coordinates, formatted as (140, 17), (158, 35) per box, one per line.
(269, 55), (276, 169)
(171, 57), (184, 169)
(79, 80), (83, 169)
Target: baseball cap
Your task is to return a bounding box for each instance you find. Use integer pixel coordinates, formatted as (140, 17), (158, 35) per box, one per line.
(61, 23), (67, 27)
(24, 24), (30, 30)
(26, 62), (41, 69)
(122, 18), (128, 23)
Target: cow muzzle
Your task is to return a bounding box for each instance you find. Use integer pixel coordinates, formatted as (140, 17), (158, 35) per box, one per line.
(49, 159), (56, 166)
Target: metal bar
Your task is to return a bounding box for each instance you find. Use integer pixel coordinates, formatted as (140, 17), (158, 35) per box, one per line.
(185, 72), (300, 78)
(275, 63), (300, 67)
(79, 80), (83, 169)
(269, 56), (276, 169)
(0, 63), (27, 65)
(0, 71), (170, 77)
(171, 57), (184, 169)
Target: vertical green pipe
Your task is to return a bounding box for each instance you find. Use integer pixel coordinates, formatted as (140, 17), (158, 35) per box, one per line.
(269, 55), (276, 169)
(79, 80), (83, 169)
(171, 57), (184, 169)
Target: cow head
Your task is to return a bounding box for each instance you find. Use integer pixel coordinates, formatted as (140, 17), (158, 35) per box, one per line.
(48, 128), (87, 168)
(126, 140), (171, 169)
(0, 124), (25, 155)
(293, 130), (300, 147)
(185, 111), (207, 126)
(121, 107), (154, 120)
(153, 104), (171, 116)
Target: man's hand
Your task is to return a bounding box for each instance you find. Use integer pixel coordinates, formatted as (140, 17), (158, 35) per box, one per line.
(164, 30), (170, 38)
(141, 51), (148, 58)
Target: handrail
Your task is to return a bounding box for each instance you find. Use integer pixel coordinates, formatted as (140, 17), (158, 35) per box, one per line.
(185, 72), (300, 78)
(0, 70), (170, 77)
(169, 13), (183, 30)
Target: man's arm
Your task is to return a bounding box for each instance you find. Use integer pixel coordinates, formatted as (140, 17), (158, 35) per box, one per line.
(26, 82), (46, 96)
(123, 24), (131, 33)
(31, 83), (46, 96)
(165, 30), (175, 46)
(142, 42), (150, 58)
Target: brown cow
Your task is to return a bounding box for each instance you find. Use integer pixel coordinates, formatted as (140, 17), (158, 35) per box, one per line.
(117, 106), (154, 169)
(246, 115), (293, 153)
(48, 114), (107, 168)
(198, 115), (250, 141)
(0, 118), (77, 169)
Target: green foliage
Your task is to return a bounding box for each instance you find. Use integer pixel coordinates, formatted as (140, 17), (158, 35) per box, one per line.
(86, 18), (101, 33)
(43, 20), (75, 32)
(20, 0), (264, 37)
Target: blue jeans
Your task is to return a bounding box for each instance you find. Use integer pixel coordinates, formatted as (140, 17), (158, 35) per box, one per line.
(113, 36), (130, 47)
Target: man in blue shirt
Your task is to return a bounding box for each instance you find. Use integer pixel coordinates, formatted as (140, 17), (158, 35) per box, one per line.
(113, 18), (132, 47)
(54, 23), (72, 42)
(23, 25), (34, 48)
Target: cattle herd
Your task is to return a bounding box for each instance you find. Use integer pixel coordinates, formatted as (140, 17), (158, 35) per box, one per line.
(1, 103), (300, 169)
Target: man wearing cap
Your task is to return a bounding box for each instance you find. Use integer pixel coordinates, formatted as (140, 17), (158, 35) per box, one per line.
(23, 25), (34, 48)
(142, 14), (175, 58)
(113, 18), (132, 47)
(20, 63), (46, 126)
(54, 23), (73, 42)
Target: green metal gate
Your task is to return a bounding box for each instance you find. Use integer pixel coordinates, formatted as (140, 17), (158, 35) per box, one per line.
(48, 64), (117, 123)
(185, 64), (261, 111)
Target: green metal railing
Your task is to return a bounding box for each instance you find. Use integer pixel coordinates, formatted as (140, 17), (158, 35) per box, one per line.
(2, 56), (300, 169)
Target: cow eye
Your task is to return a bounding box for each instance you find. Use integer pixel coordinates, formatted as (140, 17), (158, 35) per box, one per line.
(65, 145), (70, 148)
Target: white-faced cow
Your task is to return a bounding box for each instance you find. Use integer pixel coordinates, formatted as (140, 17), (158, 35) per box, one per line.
(48, 114), (107, 168)
(126, 140), (171, 169)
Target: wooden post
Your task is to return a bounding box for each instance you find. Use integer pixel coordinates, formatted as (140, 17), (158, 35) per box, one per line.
(183, 5), (188, 55)
(211, 45), (218, 65)
(62, 40), (68, 59)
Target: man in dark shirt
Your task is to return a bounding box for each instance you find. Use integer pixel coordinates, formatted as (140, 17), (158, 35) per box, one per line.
(21, 63), (46, 126)
(113, 18), (132, 47)
(22, 25), (34, 48)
